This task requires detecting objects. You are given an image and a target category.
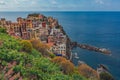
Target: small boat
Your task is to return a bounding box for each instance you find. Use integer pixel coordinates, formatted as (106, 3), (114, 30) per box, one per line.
(78, 60), (85, 65)
(74, 53), (79, 59)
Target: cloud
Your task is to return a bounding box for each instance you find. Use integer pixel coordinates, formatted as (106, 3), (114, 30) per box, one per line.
(95, 0), (104, 5)
(0, 1), (6, 5)
(51, 0), (57, 5)
(0, 0), (119, 11)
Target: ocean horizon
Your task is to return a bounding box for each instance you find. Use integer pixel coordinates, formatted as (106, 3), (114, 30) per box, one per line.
(0, 11), (120, 80)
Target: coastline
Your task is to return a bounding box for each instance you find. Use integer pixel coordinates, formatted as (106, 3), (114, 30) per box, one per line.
(0, 13), (114, 79)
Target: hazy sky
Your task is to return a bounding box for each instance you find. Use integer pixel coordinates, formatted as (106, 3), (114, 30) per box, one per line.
(0, 0), (119, 11)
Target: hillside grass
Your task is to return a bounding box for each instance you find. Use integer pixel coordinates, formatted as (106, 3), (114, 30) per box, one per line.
(0, 31), (87, 80)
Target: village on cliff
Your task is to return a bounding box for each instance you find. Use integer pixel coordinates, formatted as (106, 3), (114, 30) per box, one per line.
(0, 13), (68, 57)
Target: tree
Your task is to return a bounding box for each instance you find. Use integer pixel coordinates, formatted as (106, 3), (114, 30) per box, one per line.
(52, 57), (74, 75)
(30, 39), (50, 56)
(78, 64), (99, 80)
(100, 72), (114, 80)
(61, 60), (74, 75)
(21, 40), (33, 52)
(0, 27), (6, 33)
(52, 57), (66, 64)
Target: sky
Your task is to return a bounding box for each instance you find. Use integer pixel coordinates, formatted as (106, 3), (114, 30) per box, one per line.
(0, 0), (120, 11)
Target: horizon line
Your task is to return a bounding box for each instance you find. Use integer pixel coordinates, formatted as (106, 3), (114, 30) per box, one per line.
(0, 10), (120, 12)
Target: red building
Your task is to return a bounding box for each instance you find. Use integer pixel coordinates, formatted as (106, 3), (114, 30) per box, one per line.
(42, 22), (46, 28)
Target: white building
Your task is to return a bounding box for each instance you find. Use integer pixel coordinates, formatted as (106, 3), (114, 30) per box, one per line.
(52, 43), (66, 56)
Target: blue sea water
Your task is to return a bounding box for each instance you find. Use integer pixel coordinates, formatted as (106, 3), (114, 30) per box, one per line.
(0, 12), (120, 80)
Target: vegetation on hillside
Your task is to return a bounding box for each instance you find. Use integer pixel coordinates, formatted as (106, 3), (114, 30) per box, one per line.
(21, 40), (33, 52)
(0, 28), (88, 80)
(78, 64), (99, 80)
(100, 72), (114, 80)
(30, 39), (51, 57)
(52, 57), (74, 75)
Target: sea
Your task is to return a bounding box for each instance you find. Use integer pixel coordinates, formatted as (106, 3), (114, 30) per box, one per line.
(0, 12), (120, 80)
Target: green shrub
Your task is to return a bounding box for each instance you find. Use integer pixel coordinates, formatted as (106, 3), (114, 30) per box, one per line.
(49, 53), (55, 58)
(51, 74), (71, 80)
(30, 49), (41, 57)
(21, 40), (33, 52)
(0, 28), (6, 33)
(61, 60), (74, 75)
(13, 65), (22, 73)
(100, 72), (114, 80)
(1, 61), (7, 66)
(0, 40), (2, 44)
(78, 64), (99, 79)
(72, 73), (88, 80)
(52, 57), (67, 64)
(30, 39), (50, 56)
(52, 57), (74, 75)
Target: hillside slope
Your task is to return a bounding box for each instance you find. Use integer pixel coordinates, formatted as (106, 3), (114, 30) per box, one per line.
(0, 28), (87, 80)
